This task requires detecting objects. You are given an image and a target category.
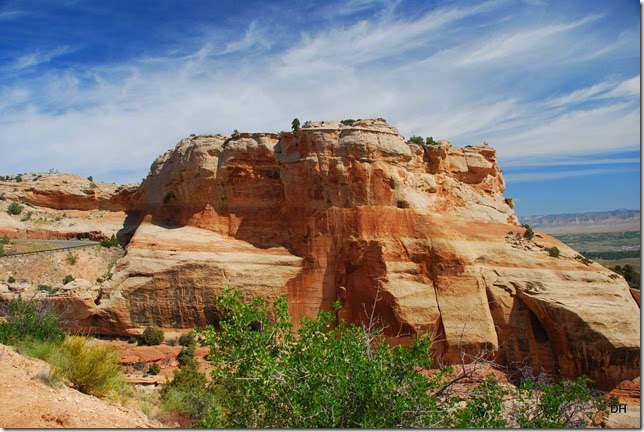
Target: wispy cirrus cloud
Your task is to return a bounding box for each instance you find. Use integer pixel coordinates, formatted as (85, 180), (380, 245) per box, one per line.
(10, 46), (72, 71)
(504, 166), (638, 183)
(0, 0), (639, 199)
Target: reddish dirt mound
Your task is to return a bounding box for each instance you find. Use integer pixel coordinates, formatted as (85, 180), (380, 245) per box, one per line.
(0, 344), (162, 428)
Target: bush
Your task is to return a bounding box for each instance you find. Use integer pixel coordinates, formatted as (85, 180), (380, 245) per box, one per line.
(425, 136), (437, 146)
(178, 344), (196, 368)
(340, 119), (355, 125)
(198, 286), (462, 428)
(523, 224), (534, 240)
(512, 375), (611, 428)
(7, 276), (15, 283)
(7, 201), (23, 215)
(0, 296), (64, 345)
(139, 326), (164, 346)
(160, 365), (224, 427)
(89, 182), (97, 189)
(178, 331), (196, 347)
(408, 135), (424, 145)
(53, 336), (123, 397)
(545, 246), (560, 258)
(134, 360), (147, 371)
(66, 251), (79, 265)
(574, 254), (593, 266)
(148, 363), (161, 375)
(15, 175), (22, 182)
(291, 117), (301, 132)
(1, 235), (9, 245)
(611, 264), (640, 289)
(99, 234), (120, 248)
(87, 176), (93, 182)
(62, 274), (74, 284)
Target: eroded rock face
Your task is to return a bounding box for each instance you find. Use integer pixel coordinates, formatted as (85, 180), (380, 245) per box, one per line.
(3, 119), (638, 390)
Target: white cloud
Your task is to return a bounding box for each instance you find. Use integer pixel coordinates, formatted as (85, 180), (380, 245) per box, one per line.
(11, 46), (72, 71)
(504, 166), (637, 183)
(0, 1), (639, 187)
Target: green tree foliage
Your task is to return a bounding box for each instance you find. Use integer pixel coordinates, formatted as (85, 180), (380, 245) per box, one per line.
(139, 326), (165, 346)
(512, 375), (611, 428)
(408, 135), (424, 145)
(425, 136), (437, 146)
(99, 234), (120, 248)
(341, 119), (355, 125)
(611, 264), (640, 289)
(62, 274), (74, 284)
(291, 117), (301, 132)
(7, 201), (23, 215)
(523, 224), (535, 240)
(197, 286), (506, 428)
(148, 363), (161, 375)
(15, 175), (22, 182)
(87, 176), (93, 182)
(545, 246), (560, 258)
(0, 296), (64, 345)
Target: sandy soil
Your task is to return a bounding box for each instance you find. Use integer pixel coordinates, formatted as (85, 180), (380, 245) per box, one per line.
(0, 344), (163, 428)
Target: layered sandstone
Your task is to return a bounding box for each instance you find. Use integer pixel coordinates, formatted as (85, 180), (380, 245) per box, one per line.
(0, 119), (639, 390)
(0, 173), (136, 240)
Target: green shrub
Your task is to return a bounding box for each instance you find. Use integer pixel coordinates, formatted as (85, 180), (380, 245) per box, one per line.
(62, 274), (74, 284)
(611, 264), (640, 289)
(7, 276), (16, 283)
(15, 175), (22, 182)
(66, 251), (79, 265)
(546, 246), (560, 258)
(425, 136), (437, 146)
(99, 234), (120, 248)
(148, 363), (161, 375)
(512, 375), (611, 428)
(450, 375), (507, 428)
(291, 117), (300, 132)
(53, 336), (123, 397)
(523, 224), (534, 240)
(89, 182), (97, 189)
(87, 176), (93, 182)
(134, 360), (147, 371)
(198, 286), (460, 428)
(7, 201), (23, 215)
(160, 365), (224, 427)
(1, 235), (9, 245)
(340, 119), (355, 125)
(37, 284), (59, 294)
(177, 344), (196, 368)
(139, 326), (164, 346)
(128, 336), (138, 344)
(0, 296), (64, 345)
(178, 331), (196, 347)
(408, 135), (424, 145)
(574, 254), (593, 266)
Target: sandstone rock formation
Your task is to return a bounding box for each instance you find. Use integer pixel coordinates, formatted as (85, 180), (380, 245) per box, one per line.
(0, 119), (639, 390)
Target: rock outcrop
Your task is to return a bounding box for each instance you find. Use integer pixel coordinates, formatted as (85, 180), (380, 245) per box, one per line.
(0, 119), (639, 390)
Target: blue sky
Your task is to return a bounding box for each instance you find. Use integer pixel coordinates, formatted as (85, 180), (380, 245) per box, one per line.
(0, 0), (640, 216)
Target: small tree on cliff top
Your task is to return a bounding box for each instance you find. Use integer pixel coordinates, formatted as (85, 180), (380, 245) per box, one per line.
(291, 117), (301, 132)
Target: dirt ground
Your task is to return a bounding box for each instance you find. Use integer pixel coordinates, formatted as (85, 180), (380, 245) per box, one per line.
(0, 344), (164, 428)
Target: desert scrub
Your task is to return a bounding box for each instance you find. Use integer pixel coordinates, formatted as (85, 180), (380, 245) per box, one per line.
(66, 251), (79, 265)
(0, 296), (64, 345)
(7, 200), (23, 215)
(53, 336), (123, 397)
(139, 326), (164, 346)
(198, 286), (457, 428)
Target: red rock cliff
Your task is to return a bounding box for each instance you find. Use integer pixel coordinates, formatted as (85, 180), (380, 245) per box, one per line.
(47, 119), (640, 389)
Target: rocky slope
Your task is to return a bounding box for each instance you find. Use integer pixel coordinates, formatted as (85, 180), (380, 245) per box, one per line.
(0, 119), (639, 390)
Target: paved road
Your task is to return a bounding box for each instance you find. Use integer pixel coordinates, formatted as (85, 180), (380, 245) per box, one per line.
(10, 239), (98, 248)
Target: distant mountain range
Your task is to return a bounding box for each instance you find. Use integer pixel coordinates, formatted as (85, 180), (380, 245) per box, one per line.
(520, 209), (640, 234)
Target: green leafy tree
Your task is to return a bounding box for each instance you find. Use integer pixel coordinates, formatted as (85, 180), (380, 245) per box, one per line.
(409, 135), (424, 145)
(198, 286), (482, 428)
(523, 224), (535, 240)
(291, 117), (301, 132)
(546, 246), (560, 258)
